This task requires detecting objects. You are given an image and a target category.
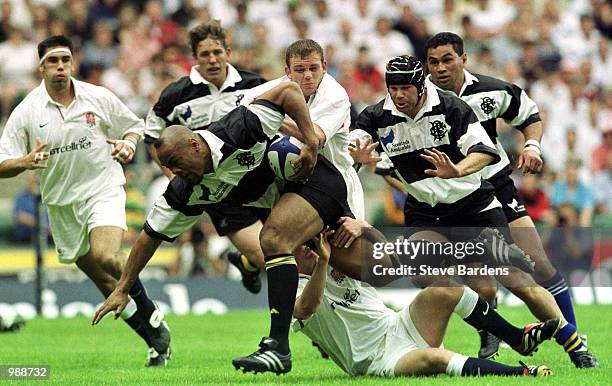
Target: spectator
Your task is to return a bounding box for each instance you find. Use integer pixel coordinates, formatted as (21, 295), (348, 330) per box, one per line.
(542, 203), (594, 281)
(551, 163), (595, 226)
(592, 151), (612, 214)
(518, 173), (551, 225)
(81, 20), (119, 72)
(0, 26), (38, 121)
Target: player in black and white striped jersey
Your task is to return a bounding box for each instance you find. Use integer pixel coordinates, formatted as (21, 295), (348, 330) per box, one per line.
(352, 55), (588, 366)
(92, 81), (355, 375)
(425, 32), (597, 368)
(145, 21), (269, 294)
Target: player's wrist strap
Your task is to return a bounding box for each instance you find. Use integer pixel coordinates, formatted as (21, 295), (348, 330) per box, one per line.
(523, 139), (541, 156)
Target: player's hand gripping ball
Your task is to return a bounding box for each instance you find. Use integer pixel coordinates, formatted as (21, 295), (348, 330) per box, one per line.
(267, 136), (304, 180)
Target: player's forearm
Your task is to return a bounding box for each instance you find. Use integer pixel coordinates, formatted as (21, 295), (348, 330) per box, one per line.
(522, 122), (543, 143)
(294, 260), (328, 318)
(0, 158), (28, 178)
(281, 120), (326, 147)
(122, 132), (141, 146)
(456, 153), (495, 177)
(115, 231), (162, 293)
(279, 84), (319, 149)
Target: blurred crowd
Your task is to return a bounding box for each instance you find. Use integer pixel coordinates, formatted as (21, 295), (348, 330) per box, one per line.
(1, 0), (611, 279)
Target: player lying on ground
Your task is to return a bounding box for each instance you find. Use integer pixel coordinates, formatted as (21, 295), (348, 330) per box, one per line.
(290, 229), (554, 378)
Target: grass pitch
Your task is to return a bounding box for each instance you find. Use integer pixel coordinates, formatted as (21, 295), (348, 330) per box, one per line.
(0, 305), (609, 385)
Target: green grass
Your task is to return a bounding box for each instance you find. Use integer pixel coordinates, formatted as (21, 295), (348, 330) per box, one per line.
(0, 305), (609, 385)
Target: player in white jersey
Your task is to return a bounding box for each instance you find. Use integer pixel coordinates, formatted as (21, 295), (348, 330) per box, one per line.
(228, 39), (366, 289)
(425, 32), (597, 368)
(0, 35), (171, 366)
(292, 230), (553, 378)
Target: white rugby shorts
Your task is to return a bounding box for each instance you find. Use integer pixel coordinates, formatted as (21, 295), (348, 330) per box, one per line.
(47, 186), (127, 263)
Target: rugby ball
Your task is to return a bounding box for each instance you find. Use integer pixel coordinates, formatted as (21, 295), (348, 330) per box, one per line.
(268, 136), (303, 180)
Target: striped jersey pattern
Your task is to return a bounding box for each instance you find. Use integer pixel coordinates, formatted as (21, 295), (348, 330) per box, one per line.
(354, 82), (500, 215)
(428, 70), (541, 180)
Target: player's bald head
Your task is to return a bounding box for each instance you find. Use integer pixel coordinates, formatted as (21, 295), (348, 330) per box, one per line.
(154, 125), (212, 183)
(155, 125), (196, 151)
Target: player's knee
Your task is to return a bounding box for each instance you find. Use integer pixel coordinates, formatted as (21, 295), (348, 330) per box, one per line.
(509, 285), (541, 302)
(93, 251), (123, 275)
(259, 226), (291, 255)
(424, 285), (461, 306)
(472, 286), (497, 302)
(422, 348), (449, 371)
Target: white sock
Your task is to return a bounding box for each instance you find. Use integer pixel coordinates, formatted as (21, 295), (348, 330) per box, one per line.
(446, 353), (468, 376)
(453, 286), (479, 319)
(120, 299), (138, 320)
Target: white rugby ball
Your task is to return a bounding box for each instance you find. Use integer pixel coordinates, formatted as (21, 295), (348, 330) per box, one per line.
(267, 136), (303, 180)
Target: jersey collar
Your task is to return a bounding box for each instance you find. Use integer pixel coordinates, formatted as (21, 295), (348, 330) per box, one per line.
(425, 69), (479, 97)
(189, 63), (243, 91)
(41, 77), (80, 107)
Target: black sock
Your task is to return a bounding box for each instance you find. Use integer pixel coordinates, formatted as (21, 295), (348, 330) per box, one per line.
(123, 314), (152, 346)
(461, 357), (525, 376)
(464, 297), (523, 347)
(129, 278), (156, 321)
(264, 253), (298, 355)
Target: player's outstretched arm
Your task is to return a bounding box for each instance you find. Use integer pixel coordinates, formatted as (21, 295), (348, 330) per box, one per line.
(0, 137), (49, 178)
(517, 122), (543, 174)
(92, 231), (162, 324)
(293, 229), (332, 320)
(422, 148), (493, 179)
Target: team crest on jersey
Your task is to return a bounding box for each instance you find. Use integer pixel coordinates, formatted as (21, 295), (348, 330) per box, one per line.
(85, 112), (96, 128)
(480, 96), (496, 115)
(235, 151), (256, 168)
(429, 120), (447, 141)
(330, 268), (346, 284)
(235, 93), (244, 106)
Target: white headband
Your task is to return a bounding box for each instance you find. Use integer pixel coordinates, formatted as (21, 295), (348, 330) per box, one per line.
(39, 47), (72, 65)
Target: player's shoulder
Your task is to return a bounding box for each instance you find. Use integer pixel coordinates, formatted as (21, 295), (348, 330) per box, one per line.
(470, 73), (519, 93)
(361, 99), (387, 117)
(74, 79), (121, 102)
(158, 75), (194, 100)
(318, 74), (349, 104)
(235, 68), (267, 88)
(435, 87), (474, 114)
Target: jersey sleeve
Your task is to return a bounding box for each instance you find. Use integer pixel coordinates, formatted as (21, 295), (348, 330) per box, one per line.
(103, 88), (145, 139)
(143, 195), (201, 242)
(0, 105), (30, 164)
(452, 103), (500, 163)
(144, 83), (179, 143)
(498, 83), (541, 131)
(246, 99), (285, 139)
(353, 108), (383, 153)
(313, 97), (350, 148)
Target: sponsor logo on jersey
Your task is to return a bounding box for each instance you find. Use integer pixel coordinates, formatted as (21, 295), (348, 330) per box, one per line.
(48, 136), (92, 155)
(330, 288), (360, 310)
